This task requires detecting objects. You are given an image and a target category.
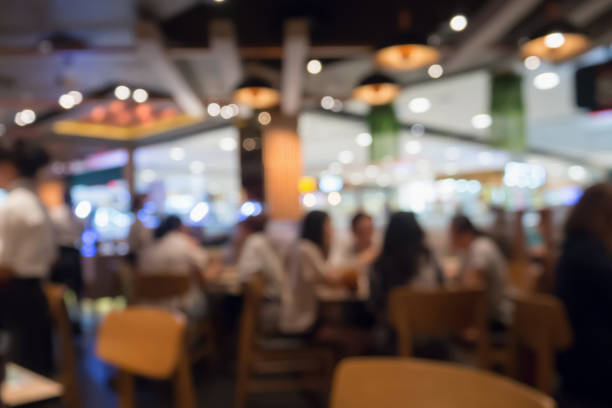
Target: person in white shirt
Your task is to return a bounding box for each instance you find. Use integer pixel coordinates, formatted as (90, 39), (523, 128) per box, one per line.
(450, 214), (510, 330)
(0, 142), (56, 374)
(139, 215), (215, 321)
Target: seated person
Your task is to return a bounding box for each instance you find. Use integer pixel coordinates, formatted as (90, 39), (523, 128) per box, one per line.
(449, 214), (510, 331)
(139, 215), (216, 322)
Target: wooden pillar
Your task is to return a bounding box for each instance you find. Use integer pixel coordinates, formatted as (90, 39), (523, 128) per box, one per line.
(123, 145), (136, 199)
(262, 112), (303, 220)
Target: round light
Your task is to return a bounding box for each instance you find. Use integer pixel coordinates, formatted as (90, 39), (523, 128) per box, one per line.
(233, 78), (280, 109)
(67, 90), (83, 104)
(568, 165), (587, 182)
(375, 43), (440, 71)
(141, 169), (157, 182)
(114, 85), (131, 100)
(524, 56), (541, 70)
(411, 123), (426, 137)
(59, 94), (75, 109)
(240, 201), (256, 217)
(427, 64), (444, 79)
(338, 150), (354, 164)
(544, 32), (565, 49)
(132, 88), (148, 103)
(258, 111), (272, 125)
(408, 97), (431, 113)
(19, 109), (36, 125)
(319, 174), (344, 193)
(321, 96), (335, 110)
(405, 140), (422, 155)
(228, 103), (240, 117)
(298, 176), (317, 194)
(450, 15), (468, 32)
(471, 113), (492, 129)
(445, 147), (461, 161)
(74, 201), (92, 219)
(356, 132), (373, 147)
(302, 193), (317, 208)
(170, 147), (186, 161)
(331, 98), (343, 112)
(190, 202), (210, 222)
(327, 192), (342, 206)
(219, 137), (237, 152)
(220, 105), (234, 119)
(306, 59), (322, 75)
(353, 75), (400, 106)
(190, 161), (205, 174)
(533, 72), (560, 90)
(207, 103), (221, 117)
(242, 138), (257, 151)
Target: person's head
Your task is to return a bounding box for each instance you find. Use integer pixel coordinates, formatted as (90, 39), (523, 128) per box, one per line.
(375, 212), (429, 281)
(0, 141), (49, 188)
(351, 212), (374, 251)
(131, 194), (148, 213)
(564, 183), (612, 250)
(242, 214), (267, 235)
(154, 215), (184, 240)
(301, 210), (332, 258)
(450, 214), (479, 250)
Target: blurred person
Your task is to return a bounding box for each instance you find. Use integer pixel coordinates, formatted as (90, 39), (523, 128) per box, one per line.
(369, 212), (443, 351)
(555, 183), (612, 405)
(0, 141), (56, 374)
(127, 194), (152, 265)
(450, 214), (510, 331)
(139, 215), (220, 322)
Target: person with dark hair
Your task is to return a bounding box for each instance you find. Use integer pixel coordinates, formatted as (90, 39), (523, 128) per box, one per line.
(237, 214), (283, 297)
(138, 215), (214, 320)
(369, 212), (442, 330)
(555, 183), (612, 405)
(280, 211), (359, 335)
(0, 142), (56, 374)
(449, 214), (509, 329)
(127, 193), (152, 265)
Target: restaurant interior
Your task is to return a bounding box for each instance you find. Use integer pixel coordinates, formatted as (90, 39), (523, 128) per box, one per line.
(1, 0), (612, 407)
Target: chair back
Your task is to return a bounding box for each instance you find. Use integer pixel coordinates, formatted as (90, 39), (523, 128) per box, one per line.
(388, 287), (488, 366)
(237, 273), (266, 366)
(330, 358), (556, 408)
(43, 283), (80, 408)
(133, 275), (191, 303)
(509, 290), (572, 394)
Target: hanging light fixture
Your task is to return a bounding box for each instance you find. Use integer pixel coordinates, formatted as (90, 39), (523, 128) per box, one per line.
(233, 77), (280, 109)
(375, 32), (440, 71)
(520, 20), (590, 63)
(353, 73), (400, 106)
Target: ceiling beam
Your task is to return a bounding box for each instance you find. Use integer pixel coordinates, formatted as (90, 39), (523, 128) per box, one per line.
(445, 0), (545, 72)
(281, 18), (309, 116)
(209, 19), (243, 97)
(569, 0), (612, 26)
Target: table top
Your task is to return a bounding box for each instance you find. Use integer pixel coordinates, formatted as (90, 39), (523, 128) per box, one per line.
(1, 363), (63, 407)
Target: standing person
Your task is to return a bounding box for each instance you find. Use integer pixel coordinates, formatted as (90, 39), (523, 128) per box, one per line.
(0, 142), (56, 374)
(555, 183), (612, 406)
(127, 194), (152, 266)
(449, 214), (510, 331)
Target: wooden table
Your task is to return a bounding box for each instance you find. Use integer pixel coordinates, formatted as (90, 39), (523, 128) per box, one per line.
(1, 363), (63, 407)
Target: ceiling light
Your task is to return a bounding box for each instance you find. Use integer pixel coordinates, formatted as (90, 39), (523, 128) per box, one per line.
(524, 56), (541, 70)
(471, 113), (492, 129)
(375, 32), (440, 71)
(544, 32), (565, 49)
(449, 15), (468, 32)
(228, 104), (240, 117)
(408, 97), (431, 113)
(321, 96), (335, 110)
(568, 165), (587, 182)
(306, 59), (322, 75)
(405, 140), (422, 155)
(14, 112), (26, 126)
(233, 77), (280, 109)
(356, 132), (373, 147)
(520, 21), (590, 62)
(353, 73), (400, 105)
(114, 85), (131, 100)
(327, 192), (342, 206)
(190, 161), (205, 174)
(331, 98), (343, 112)
(219, 137), (237, 152)
(338, 150), (354, 164)
(68, 90), (83, 104)
(59, 94), (75, 109)
(169, 147), (186, 161)
(220, 105), (234, 119)
(132, 88), (148, 103)
(258, 111), (271, 125)
(427, 64), (443, 79)
(16, 109), (36, 126)
(533, 72), (560, 90)
(207, 103), (221, 117)
(302, 193), (317, 208)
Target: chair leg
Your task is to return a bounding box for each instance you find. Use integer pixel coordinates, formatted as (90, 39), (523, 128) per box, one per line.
(117, 370), (135, 408)
(234, 369), (249, 408)
(174, 352), (197, 408)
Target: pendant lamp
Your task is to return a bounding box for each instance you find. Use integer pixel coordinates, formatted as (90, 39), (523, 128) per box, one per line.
(375, 32), (440, 71)
(353, 73), (400, 106)
(233, 77), (280, 109)
(520, 20), (590, 63)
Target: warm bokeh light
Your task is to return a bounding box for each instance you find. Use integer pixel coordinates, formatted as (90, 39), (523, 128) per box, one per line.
(307, 59), (322, 74)
(449, 14), (468, 32)
(258, 111), (272, 126)
(114, 85), (131, 100)
(524, 56), (541, 70)
(427, 64), (444, 79)
(132, 88), (148, 103)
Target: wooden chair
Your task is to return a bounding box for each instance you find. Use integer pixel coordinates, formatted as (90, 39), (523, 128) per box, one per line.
(508, 290), (573, 394)
(330, 357), (556, 408)
(388, 287), (489, 368)
(43, 283), (81, 408)
(96, 307), (196, 408)
(235, 274), (334, 408)
(133, 274), (214, 362)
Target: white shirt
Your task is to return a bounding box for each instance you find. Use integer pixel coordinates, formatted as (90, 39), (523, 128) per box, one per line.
(0, 180), (57, 278)
(49, 204), (82, 248)
(461, 236), (510, 323)
(128, 218), (152, 254)
(237, 232), (284, 298)
(280, 239), (329, 334)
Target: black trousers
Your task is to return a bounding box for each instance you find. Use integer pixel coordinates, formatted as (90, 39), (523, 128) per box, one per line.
(51, 246), (83, 298)
(0, 278), (54, 375)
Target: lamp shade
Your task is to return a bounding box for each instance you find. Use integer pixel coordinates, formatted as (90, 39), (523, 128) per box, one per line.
(233, 77), (280, 109)
(353, 73), (400, 106)
(375, 32), (440, 71)
(520, 20), (590, 63)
